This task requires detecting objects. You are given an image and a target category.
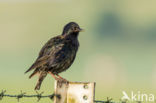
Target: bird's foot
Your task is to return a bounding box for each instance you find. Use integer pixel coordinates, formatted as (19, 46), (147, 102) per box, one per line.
(56, 74), (69, 84)
(48, 72), (69, 84)
(48, 72), (60, 80)
(57, 79), (68, 84)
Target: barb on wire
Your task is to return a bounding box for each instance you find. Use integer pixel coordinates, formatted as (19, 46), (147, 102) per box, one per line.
(106, 97), (113, 103)
(17, 90), (26, 102)
(0, 90), (60, 102)
(0, 90), (6, 100)
(36, 91), (44, 102)
(0, 90), (115, 103)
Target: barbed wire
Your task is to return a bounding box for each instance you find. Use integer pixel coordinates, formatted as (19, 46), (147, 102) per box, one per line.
(94, 97), (114, 103)
(0, 90), (130, 103)
(0, 90), (60, 102)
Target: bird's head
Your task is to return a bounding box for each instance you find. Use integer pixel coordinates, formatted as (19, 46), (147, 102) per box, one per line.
(62, 22), (83, 36)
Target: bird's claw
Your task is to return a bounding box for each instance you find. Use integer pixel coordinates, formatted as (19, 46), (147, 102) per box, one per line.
(57, 78), (69, 84)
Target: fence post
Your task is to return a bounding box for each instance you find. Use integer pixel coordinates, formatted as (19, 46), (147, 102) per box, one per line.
(54, 81), (96, 103)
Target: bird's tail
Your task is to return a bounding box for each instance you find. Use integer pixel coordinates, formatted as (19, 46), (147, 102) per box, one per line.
(35, 71), (47, 90)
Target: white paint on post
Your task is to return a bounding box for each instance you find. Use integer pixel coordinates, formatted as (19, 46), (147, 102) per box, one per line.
(54, 81), (95, 103)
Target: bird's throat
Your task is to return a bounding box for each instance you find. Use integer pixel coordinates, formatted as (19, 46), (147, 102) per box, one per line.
(69, 32), (79, 38)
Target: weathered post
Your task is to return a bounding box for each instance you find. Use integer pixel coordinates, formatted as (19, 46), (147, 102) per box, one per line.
(54, 81), (95, 103)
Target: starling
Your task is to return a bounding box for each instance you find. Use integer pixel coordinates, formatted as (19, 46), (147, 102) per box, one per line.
(25, 22), (83, 90)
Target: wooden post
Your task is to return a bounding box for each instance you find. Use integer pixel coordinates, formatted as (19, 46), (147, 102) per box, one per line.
(54, 81), (95, 103)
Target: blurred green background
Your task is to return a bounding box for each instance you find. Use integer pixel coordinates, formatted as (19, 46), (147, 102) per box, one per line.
(0, 0), (156, 103)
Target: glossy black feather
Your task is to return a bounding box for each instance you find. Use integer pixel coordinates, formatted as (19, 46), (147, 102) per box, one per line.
(25, 22), (82, 90)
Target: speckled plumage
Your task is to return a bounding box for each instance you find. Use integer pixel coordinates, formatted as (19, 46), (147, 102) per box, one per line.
(25, 22), (82, 90)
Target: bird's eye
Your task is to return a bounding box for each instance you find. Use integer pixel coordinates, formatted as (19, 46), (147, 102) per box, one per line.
(74, 27), (77, 30)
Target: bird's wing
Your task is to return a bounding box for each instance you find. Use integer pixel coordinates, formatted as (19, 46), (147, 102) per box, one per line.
(25, 35), (64, 73)
(48, 39), (73, 68)
(38, 35), (64, 58)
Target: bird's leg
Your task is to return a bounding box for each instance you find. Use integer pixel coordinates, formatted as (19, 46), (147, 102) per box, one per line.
(48, 72), (60, 81)
(56, 74), (68, 82)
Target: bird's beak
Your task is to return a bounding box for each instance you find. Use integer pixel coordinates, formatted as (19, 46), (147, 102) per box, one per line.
(79, 28), (84, 32)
